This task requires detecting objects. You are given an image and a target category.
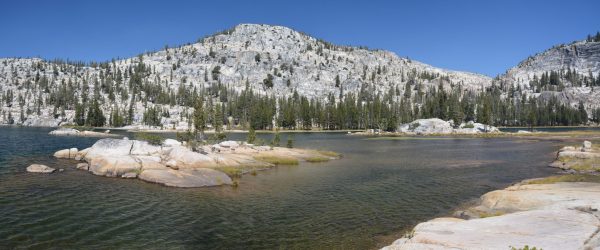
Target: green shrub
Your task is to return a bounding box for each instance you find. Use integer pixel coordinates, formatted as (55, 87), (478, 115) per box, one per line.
(462, 123), (475, 128)
(135, 132), (165, 145)
(247, 127), (256, 144)
(176, 130), (195, 143)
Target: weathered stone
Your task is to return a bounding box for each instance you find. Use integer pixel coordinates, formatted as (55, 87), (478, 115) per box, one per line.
(84, 139), (134, 160)
(49, 128), (80, 136)
(583, 140), (592, 152)
(163, 139), (182, 147)
(130, 140), (162, 155)
(219, 140), (239, 148)
(138, 167), (232, 187)
(53, 148), (78, 159)
(121, 172), (138, 178)
(26, 164), (55, 173)
(76, 163), (89, 170)
(397, 118), (499, 134)
(165, 159), (178, 170)
(383, 209), (600, 250)
(167, 146), (216, 169)
(88, 155), (141, 177)
(383, 182), (600, 250)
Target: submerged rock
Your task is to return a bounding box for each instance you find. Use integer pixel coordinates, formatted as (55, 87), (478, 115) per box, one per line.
(26, 164), (56, 173)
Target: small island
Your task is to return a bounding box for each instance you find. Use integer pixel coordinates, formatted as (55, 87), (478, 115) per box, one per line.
(50, 137), (340, 188)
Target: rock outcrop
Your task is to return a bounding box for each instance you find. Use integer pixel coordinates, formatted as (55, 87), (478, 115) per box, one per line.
(396, 118), (499, 135)
(383, 142), (600, 250)
(26, 164), (56, 173)
(49, 128), (117, 137)
(549, 141), (600, 172)
(383, 181), (600, 250)
(53, 148), (78, 159)
(53, 138), (340, 188)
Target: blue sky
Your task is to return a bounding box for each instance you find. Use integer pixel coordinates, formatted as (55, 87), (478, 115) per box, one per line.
(0, 0), (598, 76)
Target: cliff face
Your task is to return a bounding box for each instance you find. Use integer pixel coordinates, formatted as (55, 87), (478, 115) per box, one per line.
(506, 40), (600, 83)
(500, 40), (600, 110)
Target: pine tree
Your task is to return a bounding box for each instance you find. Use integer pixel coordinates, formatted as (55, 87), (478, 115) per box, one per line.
(247, 126), (256, 144)
(86, 100), (105, 127)
(193, 98), (206, 137)
(74, 103), (85, 126)
(272, 131), (280, 146)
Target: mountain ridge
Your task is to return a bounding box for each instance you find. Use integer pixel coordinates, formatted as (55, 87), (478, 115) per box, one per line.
(0, 24), (598, 128)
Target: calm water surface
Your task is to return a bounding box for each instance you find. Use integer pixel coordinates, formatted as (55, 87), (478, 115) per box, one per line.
(0, 127), (562, 249)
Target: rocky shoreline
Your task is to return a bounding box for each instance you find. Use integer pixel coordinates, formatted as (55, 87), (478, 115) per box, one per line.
(351, 118), (501, 136)
(31, 138), (340, 188)
(49, 128), (118, 137)
(382, 141), (600, 250)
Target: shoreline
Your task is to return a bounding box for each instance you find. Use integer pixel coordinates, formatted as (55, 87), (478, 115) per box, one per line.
(381, 140), (600, 249)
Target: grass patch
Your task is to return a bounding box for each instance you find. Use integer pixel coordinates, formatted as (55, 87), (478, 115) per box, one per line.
(526, 174), (600, 184)
(316, 150), (341, 158)
(305, 156), (330, 163)
(218, 167), (243, 178)
(254, 155), (299, 165)
(478, 211), (506, 218)
(557, 156), (600, 171)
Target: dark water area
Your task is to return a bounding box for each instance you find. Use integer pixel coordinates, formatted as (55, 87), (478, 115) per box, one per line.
(0, 127), (562, 249)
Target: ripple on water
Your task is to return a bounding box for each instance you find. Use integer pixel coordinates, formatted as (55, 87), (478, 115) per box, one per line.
(0, 128), (562, 249)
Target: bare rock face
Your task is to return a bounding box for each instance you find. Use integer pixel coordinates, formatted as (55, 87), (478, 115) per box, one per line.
(383, 209), (599, 250)
(84, 139), (135, 160)
(76, 163), (89, 170)
(397, 118), (499, 134)
(167, 146), (217, 169)
(53, 148), (78, 159)
(26, 164), (56, 173)
(49, 128), (118, 137)
(138, 168), (232, 188)
(383, 182), (600, 250)
(88, 155), (141, 177)
(49, 128), (80, 136)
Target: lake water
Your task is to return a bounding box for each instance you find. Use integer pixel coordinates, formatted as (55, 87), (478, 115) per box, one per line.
(0, 127), (562, 249)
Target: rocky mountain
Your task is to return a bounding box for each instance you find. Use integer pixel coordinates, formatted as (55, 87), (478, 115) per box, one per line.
(499, 38), (600, 110)
(0, 24), (492, 128)
(0, 24), (598, 129)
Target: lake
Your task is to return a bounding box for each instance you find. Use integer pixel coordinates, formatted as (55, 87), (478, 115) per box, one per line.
(0, 127), (562, 249)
